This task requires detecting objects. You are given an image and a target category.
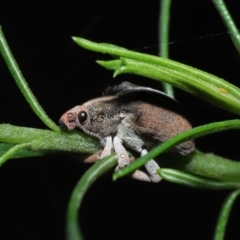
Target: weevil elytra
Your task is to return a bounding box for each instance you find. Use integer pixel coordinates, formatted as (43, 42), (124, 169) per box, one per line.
(59, 82), (195, 182)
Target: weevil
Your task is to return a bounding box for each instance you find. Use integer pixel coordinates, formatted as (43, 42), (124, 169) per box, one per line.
(59, 82), (195, 182)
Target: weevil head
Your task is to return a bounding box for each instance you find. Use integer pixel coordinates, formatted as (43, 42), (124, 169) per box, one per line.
(59, 96), (120, 140)
(59, 105), (91, 131)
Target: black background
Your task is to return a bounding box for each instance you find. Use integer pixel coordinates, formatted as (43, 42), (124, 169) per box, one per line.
(1, 1), (240, 239)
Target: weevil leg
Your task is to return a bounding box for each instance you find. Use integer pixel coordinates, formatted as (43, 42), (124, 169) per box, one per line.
(141, 149), (162, 183)
(129, 157), (151, 181)
(113, 137), (158, 182)
(99, 136), (113, 159)
(115, 165), (151, 182)
(131, 169), (151, 182)
(113, 136), (130, 168)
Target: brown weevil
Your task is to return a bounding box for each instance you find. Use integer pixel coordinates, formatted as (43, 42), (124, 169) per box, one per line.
(59, 82), (195, 182)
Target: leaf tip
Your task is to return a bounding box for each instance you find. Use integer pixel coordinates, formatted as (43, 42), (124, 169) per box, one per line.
(112, 172), (119, 181)
(71, 36), (87, 45)
(96, 60), (105, 67)
(71, 36), (77, 41)
(113, 69), (120, 77)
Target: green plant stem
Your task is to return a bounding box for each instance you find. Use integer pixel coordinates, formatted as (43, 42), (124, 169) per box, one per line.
(0, 26), (60, 132)
(213, 190), (240, 240)
(67, 154), (117, 240)
(113, 119), (240, 181)
(212, 0), (240, 53)
(1, 124), (240, 184)
(0, 124), (100, 155)
(1, 124), (240, 187)
(159, 0), (174, 97)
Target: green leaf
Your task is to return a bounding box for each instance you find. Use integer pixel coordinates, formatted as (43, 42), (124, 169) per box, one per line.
(67, 154), (117, 240)
(0, 143), (45, 158)
(0, 27), (60, 132)
(158, 168), (240, 189)
(213, 190), (240, 240)
(0, 143), (33, 166)
(73, 37), (240, 115)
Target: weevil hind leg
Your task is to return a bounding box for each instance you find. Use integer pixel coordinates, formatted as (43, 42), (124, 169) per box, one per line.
(114, 165), (151, 182)
(141, 149), (162, 183)
(131, 169), (151, 182)
(100, 136), (150, 181)
(112, 136), (161, 182)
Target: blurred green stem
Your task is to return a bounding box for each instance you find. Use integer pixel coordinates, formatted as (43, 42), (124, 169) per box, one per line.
(159, 0), (174, 97)
(212, 0), (240, 53)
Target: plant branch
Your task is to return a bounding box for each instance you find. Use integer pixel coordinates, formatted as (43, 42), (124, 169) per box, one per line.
(0, 124), (100, 158)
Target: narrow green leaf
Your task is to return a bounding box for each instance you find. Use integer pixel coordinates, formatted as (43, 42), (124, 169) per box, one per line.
(73, 37), (240, 115)
(158, 168), (240, 189)
(96, 59), (121, 70)
(213, 190), (240, 240)
(0, 26), (60, 132)
(67, 154), (117, 240)
(102, 57), (240, 115)
(0, 143), (45, 158)
(0, 143), (32, 166)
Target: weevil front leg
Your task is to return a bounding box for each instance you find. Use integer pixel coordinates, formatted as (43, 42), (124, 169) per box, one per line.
(141, 149), (162, 183)
(113, 136), (130, 168)
(99, 136), (113, 159)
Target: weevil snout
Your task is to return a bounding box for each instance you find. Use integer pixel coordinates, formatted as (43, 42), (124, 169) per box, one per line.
(59, 110), (78, 130)
(59, 105), (89, 130)
(59, 119), (68, 129)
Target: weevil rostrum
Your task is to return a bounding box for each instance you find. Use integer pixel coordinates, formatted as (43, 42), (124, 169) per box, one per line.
(59, 82), (195, 182)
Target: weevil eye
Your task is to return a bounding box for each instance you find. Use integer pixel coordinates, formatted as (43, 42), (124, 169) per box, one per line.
(78, 111), (88, 124)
